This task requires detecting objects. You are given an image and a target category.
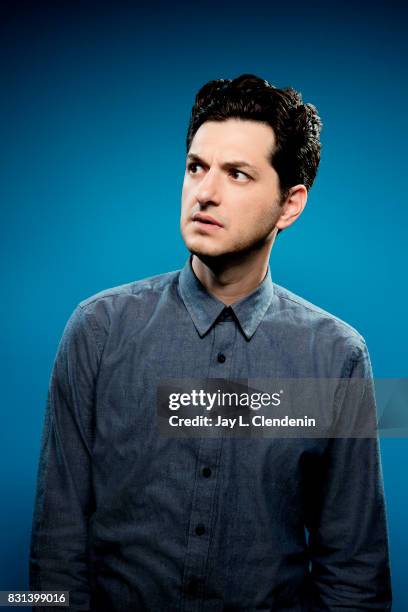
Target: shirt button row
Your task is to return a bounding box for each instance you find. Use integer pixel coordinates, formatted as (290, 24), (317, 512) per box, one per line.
(217, 352), (226, 363)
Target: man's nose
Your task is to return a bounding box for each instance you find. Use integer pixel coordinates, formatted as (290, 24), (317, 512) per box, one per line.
(195, 169), (221, 206)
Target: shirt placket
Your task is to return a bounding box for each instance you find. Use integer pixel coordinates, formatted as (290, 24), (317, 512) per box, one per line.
(180, 314), (236, 612)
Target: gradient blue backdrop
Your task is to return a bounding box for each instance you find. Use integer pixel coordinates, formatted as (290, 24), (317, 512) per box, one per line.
(1, 0), (407, 609)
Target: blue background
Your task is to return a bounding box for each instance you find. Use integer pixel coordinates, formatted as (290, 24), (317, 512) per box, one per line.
(1, 0), (407, 608)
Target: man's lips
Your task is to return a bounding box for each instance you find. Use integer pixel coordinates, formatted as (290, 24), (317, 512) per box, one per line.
(192, 213), (224, 228)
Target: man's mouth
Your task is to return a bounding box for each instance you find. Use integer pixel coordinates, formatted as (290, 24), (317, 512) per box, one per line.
(192, 213), (223, 228)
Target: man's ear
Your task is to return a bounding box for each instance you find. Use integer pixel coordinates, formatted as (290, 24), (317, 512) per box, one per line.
(276, 185), (308, 230)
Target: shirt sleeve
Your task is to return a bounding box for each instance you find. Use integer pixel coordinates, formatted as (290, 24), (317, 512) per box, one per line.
(305, 340), (392, 611)
(29, 304), (100, 611)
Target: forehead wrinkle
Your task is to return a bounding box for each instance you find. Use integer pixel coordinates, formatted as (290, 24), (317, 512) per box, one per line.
(189, 118), (276, 164)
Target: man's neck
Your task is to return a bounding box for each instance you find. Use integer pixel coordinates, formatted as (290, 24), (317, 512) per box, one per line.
(191, 249), (272, 306)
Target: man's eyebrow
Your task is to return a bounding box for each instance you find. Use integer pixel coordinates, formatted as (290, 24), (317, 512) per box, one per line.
(187, 153), (259, 176)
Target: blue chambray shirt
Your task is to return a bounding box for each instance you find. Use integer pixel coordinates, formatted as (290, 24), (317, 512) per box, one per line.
(29, 255), (392, 611)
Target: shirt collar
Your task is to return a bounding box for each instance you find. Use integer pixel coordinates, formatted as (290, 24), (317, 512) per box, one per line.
(178, 255), (274, 340)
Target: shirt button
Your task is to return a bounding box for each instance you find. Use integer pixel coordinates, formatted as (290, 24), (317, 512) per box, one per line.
(186, 576), (201, 596)
(202, 467), (212, 478)
(195, 523), (206, 536)
(217, 352), (226, 363)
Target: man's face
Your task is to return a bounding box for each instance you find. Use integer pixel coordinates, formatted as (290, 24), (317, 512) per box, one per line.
(180, 118), (285, 259)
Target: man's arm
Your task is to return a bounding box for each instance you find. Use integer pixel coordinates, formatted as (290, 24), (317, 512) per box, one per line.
(29, 305), (100, 611)
(305, 340), (392, 610)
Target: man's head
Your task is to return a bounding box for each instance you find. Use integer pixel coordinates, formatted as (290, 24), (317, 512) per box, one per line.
(180, 74), (322, 260)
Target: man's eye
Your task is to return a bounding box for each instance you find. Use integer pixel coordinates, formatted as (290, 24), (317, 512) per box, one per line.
(230, 169), (250, 182)
(188, 162), (202, 174)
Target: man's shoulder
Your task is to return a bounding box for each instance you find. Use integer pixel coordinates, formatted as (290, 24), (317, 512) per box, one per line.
(72, 269), (181, 337)
(272, 282), (366, 347)
(78, 269), (180, 310)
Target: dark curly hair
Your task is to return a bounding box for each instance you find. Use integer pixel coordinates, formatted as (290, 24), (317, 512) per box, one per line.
(186, 74), (323, 205)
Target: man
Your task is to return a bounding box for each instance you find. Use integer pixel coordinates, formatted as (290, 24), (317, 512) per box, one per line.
(30, 74), (392, 610)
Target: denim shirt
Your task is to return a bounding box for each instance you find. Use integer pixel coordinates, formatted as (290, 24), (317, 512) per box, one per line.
(29, 256), (392, 611)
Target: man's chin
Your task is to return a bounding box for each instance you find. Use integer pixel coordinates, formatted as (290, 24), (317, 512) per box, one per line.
(186, 241), (231, 260)
(183, 236), (226, 258)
